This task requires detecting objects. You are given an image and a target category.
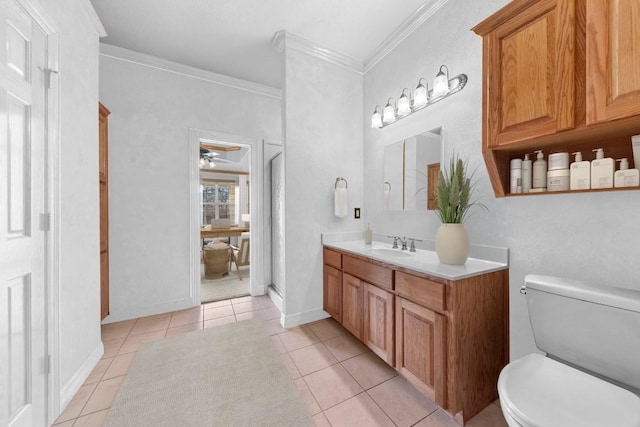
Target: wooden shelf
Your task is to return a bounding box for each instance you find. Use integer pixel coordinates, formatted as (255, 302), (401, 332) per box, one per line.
(505, 185), (640, 197)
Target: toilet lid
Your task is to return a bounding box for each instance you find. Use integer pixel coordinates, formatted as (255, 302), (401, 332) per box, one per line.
(499, 353), (640, 427)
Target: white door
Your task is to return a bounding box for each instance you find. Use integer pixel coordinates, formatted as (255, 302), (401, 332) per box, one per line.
(0, 1), (48, 426)
(270, 153), (284, 294)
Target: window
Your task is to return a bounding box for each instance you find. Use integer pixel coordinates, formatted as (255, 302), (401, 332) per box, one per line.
(200, 182), (236, 225)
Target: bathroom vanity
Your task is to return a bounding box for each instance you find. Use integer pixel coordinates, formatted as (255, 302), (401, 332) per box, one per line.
(322, 240), (509, 425)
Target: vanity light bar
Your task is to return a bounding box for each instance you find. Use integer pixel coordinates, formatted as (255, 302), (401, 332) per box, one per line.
(371, 67), (468, 129)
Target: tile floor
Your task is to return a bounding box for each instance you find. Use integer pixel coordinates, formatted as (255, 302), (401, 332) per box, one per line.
(54, 295), (508, 427)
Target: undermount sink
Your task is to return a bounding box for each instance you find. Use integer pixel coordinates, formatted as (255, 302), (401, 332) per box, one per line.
(370, 248), (413, 258)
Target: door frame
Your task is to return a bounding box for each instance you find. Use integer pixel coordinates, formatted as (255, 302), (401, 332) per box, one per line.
(189, 128), (265, 304)
(263, 140), (284, 311)
(14, 0), (61, 423)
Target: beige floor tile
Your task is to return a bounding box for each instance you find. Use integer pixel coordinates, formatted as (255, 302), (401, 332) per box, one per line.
(100, 320), (135, 341)
(278, 326), (320, 352)
(465, 402), (508, 427)
(102, 352), (136, 380)
(324, 393), (396, 427)
(52, 420), (74, 427)
(262, 307), (281, 320)
(102, 338), (124, 359)
(303, 364), (363, 410)
(293, 378), (321, 415)
(236, 309), (268, 322)
(280, 353), (301, 380)
(289, 342), (338, 376)
(166, 322), (203, 336)
(230, 295), (253, 304)
(323, 332), (369, 361)
(313, 413), (331, 427)
(341, 351), (397, 390)
(232, 300), (262, 314)
(270, 334), (287, 354)
(203, 305), (235, 320)
(129, 315), (171, 336)
(368, 376), (438, 427)
(202, 299), (231, 309)
(255, 295), (276, 309)
(54, 383), (97, 422)
(203, 315), (236, 328)
(84, 357), (113, 385)
(81, 376), (125, 415)
(307, 318), (347, 341)
(169, 310), (203, 328)
(261, 318), (286, 335)
(118, 329), (166, 355)
(413, 409), (460, 427)
(73, 409), (109, 427)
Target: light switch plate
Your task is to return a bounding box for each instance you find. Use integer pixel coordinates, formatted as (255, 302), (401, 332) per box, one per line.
(354, 208), (361, 218)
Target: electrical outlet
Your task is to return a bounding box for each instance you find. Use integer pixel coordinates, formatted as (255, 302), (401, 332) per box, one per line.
(354, 208), (361, 219)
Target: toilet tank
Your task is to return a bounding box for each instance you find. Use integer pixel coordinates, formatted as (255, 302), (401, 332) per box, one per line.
(525, 274), (640, 391)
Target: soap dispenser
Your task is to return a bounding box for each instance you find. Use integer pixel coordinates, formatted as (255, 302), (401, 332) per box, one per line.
(614, 158), (640, 188)
(522, 153), (533, 192)
(570, 152), (590, 190)
(532, 150), (547, 190)
(591, 148), (614, 189)
(364, 223), (372, 244)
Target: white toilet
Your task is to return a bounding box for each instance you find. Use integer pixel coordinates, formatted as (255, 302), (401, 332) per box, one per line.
(498, 274), (640, 427)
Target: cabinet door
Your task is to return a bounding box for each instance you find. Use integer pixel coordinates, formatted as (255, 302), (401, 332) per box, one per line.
(396, 297), (446, 406)
(342, 273), (364, 339)
(323, 265), (342, 322)
(587, 0), (640, 123)
(364, 283), (394, 365)
(483, 0), (576, 147)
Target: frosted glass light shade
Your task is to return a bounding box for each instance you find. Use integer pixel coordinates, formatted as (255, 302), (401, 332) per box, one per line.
(383, 101), (396, 124)
(397, 93), (411, 116)
(199, 158), (206, 167)
(432, 65), (450, 98)
(371, 109), (383, 128)
(414, 79), (428, 108)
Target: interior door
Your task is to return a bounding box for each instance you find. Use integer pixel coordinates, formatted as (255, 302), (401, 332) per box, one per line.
(0, 2), (48, 426)
(270, 152), (284, 294)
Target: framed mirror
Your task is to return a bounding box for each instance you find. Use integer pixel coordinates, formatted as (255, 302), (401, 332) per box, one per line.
(383, 127), (442, 211)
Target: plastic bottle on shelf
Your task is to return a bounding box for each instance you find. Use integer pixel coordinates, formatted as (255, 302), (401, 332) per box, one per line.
(522, 153), (532, 193)
(614, 158), (640, 188)
(590, 148), (614, 189)
(532, 150), (547, 190)
(570, 152), (590, 190)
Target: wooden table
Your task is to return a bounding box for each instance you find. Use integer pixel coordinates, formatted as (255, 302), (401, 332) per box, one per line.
(200, 227), (249, 246)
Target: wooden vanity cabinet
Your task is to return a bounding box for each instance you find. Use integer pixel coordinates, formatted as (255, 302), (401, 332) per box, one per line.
(473, 0), (640, 197)
(322, 247), (509, 425)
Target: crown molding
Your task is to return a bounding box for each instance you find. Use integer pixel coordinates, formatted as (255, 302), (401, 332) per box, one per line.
(271, 30), (363, 74)
(363, 0), (450, 72)
(99, 44), (281, 99)
(79, 0), (107, 37)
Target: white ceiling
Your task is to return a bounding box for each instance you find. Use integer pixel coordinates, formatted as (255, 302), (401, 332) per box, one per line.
(90, 0), (428, 89)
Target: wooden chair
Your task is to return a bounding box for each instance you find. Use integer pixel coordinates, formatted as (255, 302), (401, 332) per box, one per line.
(230, 233), (249, 280)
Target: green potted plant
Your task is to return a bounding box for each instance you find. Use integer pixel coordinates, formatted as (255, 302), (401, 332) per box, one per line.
(434, 155), (485, 264)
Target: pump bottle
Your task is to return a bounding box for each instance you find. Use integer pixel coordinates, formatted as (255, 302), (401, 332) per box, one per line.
(591, 148), (614, 189)
(522, 153), (532, 192)
(532, 150), (547, 189)
(570, 152), (590, 190)
(614, 158), (640, 188)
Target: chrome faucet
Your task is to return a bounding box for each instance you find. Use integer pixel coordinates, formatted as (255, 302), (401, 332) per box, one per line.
(387, 235), (400, 249)
(408, 237), (423, 252)
(399, 236), (408, 250)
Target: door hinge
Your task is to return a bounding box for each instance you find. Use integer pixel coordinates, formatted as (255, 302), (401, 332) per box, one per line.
(39, 67), (59, 89)
(40, 213), (51, 231)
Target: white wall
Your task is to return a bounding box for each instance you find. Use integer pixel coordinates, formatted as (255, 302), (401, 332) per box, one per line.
(99, 47), (281, 322)
(364, 0), (640, 360)
(37, 0), (103, 413)
(282, 43), (364, 325)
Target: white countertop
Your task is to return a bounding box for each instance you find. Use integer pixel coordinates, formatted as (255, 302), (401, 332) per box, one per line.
(323, 239), (508, 281)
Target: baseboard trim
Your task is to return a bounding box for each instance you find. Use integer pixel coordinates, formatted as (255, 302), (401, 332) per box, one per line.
(102, 297), (195, 324)
(267, 285), (283, 311)
(282, 308), (329, 328)
(60, 341), (104, 410)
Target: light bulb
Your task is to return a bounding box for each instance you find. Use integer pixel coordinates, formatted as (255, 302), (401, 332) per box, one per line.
(209, 161), (216, 168)
(413, 78), (428, 108)
(432, 65), (450, 99)
(199, 158), (206, 167)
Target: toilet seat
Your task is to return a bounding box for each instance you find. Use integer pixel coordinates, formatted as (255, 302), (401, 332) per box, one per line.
(498, 353), (640, 427)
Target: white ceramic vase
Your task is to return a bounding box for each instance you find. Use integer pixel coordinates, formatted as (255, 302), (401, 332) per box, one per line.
(435, 223), (470, 265)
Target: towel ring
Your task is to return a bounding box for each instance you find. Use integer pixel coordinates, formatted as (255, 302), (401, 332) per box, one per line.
(335, 177), (348, 189)
(384, 181), (391, 191)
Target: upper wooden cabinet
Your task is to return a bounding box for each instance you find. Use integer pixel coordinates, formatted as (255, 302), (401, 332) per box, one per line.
(473, 0), (640, 197)
(586, 0), (640, 124)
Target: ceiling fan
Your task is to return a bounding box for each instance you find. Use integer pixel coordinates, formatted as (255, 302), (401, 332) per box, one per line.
(199, 147), (232, 168)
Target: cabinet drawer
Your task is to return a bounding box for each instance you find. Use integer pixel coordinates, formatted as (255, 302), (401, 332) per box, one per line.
(343, 255), (393, 291)
(396, 271), (446, 312)
(324, 247), (342, 269)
